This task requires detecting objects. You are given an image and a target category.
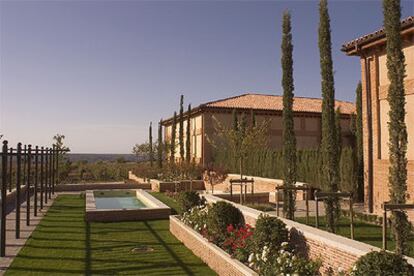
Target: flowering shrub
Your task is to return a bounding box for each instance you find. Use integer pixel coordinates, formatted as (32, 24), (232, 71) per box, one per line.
(181, 205), (210, 233)
(248, 242), (321, 275)
(253, 214), (288, 253)
(206, 201), (245, 244)
(350, 250), (412, 276)
(222, 224), (254, 262)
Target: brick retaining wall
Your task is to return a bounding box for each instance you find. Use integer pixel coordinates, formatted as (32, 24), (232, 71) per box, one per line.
(170, 216), (257, 276)
(214, 192), (270, 204)
(203, 194), (414, 274)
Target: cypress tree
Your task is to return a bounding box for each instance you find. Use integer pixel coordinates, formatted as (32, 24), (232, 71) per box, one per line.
(171, 112), (177, 163)
(281, 11), (297, 220)
(149, 122), (153, 167)
(250, 109), (256, 127)
(383, 0), (410, 255)
(355, 82), (364, 202)
(186, 104), (192, 163)
(318, 0), (340, 233)
(179, 95), (185, 162)
(157, 119), (163, 169)
(232, 109), (238, 131)
(335, 107), (342, 160)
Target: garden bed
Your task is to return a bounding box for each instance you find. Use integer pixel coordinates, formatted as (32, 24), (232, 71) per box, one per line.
(170, 215), (257, 276)
(203, 194), (414, 273)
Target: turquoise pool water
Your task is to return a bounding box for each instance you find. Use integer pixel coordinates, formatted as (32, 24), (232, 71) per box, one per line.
(93, 190), (147, 210)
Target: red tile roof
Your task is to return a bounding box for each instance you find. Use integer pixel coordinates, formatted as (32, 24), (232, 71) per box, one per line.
(342, 16), (414, 53)
(201, 93), (355, 115)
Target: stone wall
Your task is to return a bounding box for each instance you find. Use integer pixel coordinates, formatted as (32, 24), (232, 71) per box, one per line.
(203, 194), (414, 274)
(213, 192), (270, 204)
(170, 216), (257, 276)
(55, 182), (150, 192)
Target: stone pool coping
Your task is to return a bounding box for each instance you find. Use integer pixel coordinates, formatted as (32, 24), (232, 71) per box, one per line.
(85, 189), (171, 222)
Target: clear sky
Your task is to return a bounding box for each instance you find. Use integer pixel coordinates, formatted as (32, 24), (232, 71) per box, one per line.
(1, 0), (413, 153)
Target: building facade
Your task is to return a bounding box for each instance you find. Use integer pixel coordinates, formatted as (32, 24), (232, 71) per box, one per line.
(342, 16), (414, 218)
(162, 93), (355, 165)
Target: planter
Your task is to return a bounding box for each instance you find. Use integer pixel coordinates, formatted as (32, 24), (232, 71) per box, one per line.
(170, 216), (258, 276)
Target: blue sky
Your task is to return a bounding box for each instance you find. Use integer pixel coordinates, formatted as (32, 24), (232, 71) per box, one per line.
(1, 0), (413, 153)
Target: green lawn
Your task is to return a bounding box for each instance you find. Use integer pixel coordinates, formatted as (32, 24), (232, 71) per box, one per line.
(149, 192), (181, 214)
(295, 216), (414, 257)
(6, 195), (215, 275)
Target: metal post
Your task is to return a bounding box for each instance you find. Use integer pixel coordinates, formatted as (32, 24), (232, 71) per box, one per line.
(230, 182), (233, 201)
(1, 140), (9, 256)
(34, 146), (38, 216)
(315, 198), (319, 228)
(26, 145), (32, 226)
(48, 148), (52, 199)
(16, 143), (22, 239)
(383, 209), (387, 250)
(44, 147), (48, 204)
(305, 187), (309, 224)
(276, 188), (280, 217)
(40, 147), (44, 209)
(239, 184), (242, 204)
(55, 148), (59, 188)
(350, 196), (354, 240)
(51, 145), (55, 195)
(8, 148), (12, 193)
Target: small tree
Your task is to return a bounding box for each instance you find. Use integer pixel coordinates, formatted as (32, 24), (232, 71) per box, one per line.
(186, 104), (192, 163)
(157, 119), (163, 169)
(318, 0), (340, 233)
(383, 0), (410, 255)
(53, 134), (70, 182)
(179, 95), (185, 162)
(355, 82), (364, 202)
(209, 113), (269, 180)
(281, 11), (297, 220)
(149, 122), (154, 167)
(170, 112), (177, 163)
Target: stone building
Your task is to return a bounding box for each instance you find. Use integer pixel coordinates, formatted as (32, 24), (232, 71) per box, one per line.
(342, 16), (414, 217)
(161, 93), (355, 165)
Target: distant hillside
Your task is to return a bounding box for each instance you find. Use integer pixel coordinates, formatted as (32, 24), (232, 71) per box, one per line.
(67, 153), (141, 163)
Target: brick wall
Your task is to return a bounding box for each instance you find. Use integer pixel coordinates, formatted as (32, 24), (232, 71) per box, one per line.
(203, 194), (414, 274)
(170, 216), (257, 276)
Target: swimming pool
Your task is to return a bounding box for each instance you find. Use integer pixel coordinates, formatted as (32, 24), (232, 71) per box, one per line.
(85, 189), (171, 222)
(93, 190), (147, 210)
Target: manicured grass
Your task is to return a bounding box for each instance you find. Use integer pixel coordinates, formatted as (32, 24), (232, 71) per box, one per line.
(149, 192), (181, 214)
(295, 216), (414, 257)
(6, 195), (215, 275)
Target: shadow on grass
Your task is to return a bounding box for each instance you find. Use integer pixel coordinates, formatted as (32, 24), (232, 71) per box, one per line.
(144, 221), (194, 275)
(85, 222), (91, 276)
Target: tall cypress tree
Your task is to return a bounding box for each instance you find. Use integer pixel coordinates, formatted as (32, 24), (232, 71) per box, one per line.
(335, 107), (342, 158)
(281, 11), (297, 220)
(318, 0), (340, 233)
(186, 104), (192, 163)
(157, 119), (163, 169)
(250, 109), (256, 127)
(355, 82), (364, 202)
(232, 109), (238, 131)
(149, 122), (153, 167)
(171, 112), (177, 163)
(383, 0), (410, 255)
(179, 95), (185, 162)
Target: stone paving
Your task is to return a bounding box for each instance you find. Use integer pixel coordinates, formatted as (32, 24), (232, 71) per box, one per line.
(0, 194), (57, 275)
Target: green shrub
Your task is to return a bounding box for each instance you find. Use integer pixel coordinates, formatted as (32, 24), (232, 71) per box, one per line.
(351, 251), (413, 276)
(253, 214), (288, 253)
(177, 191), (204, 214)
(206, 201), (245, 243)
(181, 205), (210, 233)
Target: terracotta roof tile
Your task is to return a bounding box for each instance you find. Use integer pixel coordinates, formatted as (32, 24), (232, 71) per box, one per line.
(201, 93), (355, 115)
(341, 16), (414, 53)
